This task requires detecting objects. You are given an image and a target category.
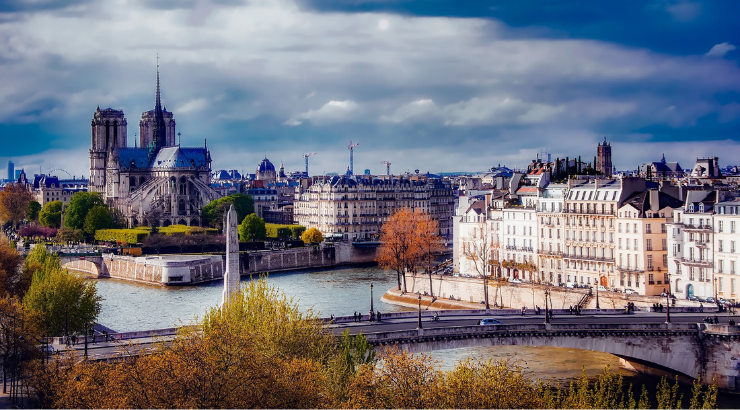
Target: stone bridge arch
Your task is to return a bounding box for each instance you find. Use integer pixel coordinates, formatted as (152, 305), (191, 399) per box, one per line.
(369, 326), (704, 381)
(60, 256), (104, 277)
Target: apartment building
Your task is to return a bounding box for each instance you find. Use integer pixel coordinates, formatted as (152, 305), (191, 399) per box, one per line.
(615, 190), (682, 295)
(713, 196), (740, 301)
(293, 175), (454, 242)
(667, 190), (716, 300)
(538, 184), (566, 284)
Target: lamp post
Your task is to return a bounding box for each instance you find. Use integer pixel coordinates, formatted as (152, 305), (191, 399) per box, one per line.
(84, 322), (88, 360)
(417, 294), (422, 329)
(64, 303), (69, 343)
(665, 273), (671, 323)
(596, 277), (600, 310)
(370, 284), (374, 320)
(544, 287), (550, 324)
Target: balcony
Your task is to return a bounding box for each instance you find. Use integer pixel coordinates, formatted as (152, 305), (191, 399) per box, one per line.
(538, 250), (563, 257)
(617, 266), (644, 274)
(563, 209), (615, 216)
(563, 254), (615, 263)
(682, 224), (712, 232)
(694, 241), (707, 248)
(678, 258), (713, 268)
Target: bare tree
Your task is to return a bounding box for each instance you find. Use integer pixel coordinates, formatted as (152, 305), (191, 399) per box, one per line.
(417, 214), (444, 298)
(462, 220), (499, 309)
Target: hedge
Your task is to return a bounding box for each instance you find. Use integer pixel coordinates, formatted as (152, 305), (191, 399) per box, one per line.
(265, 224), (306, 239)
(95, 229), (149, 245)
(158, 225), (218, 236)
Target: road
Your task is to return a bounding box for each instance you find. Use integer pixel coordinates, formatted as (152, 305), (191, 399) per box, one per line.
(330, 311), (734, 336)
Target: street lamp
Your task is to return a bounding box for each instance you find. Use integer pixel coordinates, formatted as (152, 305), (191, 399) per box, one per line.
(596, 277), (600, 310)
(544, 287), (550, 324)
(370, 284), (374, 320)
(417, 294), (422, 329)
(665, 273), (671, 323)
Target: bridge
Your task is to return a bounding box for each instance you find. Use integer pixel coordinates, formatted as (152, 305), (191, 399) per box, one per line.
(331, 310), (740, 391)
(49, 309), (740, 391)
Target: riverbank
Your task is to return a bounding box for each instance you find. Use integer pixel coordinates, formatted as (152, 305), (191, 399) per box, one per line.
(382, 274), (708, 311)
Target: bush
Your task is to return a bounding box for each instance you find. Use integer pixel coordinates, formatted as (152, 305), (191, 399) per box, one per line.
(94, 229), (150, 245)
(158, 225), (218, 236)
(266, 223), (307, 239)
(19, 224), (57, 238)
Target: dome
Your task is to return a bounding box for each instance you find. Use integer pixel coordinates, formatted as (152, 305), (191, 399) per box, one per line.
(257, 158), (275, 173)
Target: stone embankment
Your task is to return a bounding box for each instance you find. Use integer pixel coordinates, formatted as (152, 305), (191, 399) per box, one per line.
(382, 274), (706, 310)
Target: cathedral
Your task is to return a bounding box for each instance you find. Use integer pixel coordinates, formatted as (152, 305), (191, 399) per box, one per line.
(89, 67), (219, 228)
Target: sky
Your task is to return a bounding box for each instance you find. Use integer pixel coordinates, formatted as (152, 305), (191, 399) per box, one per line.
(1, 0), (739, 178)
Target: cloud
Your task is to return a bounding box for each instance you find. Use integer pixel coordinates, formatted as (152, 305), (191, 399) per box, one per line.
(285, 100), (358, 126)
(662, 0), (702, 22)
(177, 98), (208, 114)
(705, 42), (736, 58)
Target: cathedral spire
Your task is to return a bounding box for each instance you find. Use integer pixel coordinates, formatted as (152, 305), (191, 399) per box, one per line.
(151, 54), (167, 152)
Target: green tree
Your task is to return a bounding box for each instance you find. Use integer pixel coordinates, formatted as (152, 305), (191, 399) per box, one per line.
(54, 227), (84, 244)
(83, 205), (114, 236)
(0, 183), (34, 229)
(238, 214), (266, 242)
(38, 201), (63, 228)
(64, 192), (105, 230)
(302, 227), (324, 245)
(22, 247), (101, 337)
(27, 201), (41, 222)
(202, 194), (254, 230)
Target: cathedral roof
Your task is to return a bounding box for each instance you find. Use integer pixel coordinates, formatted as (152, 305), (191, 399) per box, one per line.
(151, 147), (209, 169)
(118, 148), (151, 168)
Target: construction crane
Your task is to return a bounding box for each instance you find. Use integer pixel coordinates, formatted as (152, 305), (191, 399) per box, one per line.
(302, 152), (317, 177)
(381, 161), (391, 176)
(348, 140), (359, 175)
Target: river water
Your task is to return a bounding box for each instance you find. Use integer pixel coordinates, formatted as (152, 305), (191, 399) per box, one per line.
(92, 265), (737, 407)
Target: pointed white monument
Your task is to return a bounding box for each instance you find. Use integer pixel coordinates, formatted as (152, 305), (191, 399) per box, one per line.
(222, 204), (240, 306)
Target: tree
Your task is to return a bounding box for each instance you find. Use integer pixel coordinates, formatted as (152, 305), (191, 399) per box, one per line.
(202, 194), (254, 230)
(0, 183), (34, 229)
(82, 205), (114, 236)
(64, 192), (104, 230)
(22, 247), (101, 337)
(0, 297), (38, 397)
(238, 214), (266, 242)
(54, 227), (83, 244)
(462, 220), (499, 309)
(27, 201), (41, 222)
(302, 227), (324, 245)
(417, 214), (444, 298)
(376, 207), (427, 293)
(38, 201), (62, 228)
(0, 238), (26, 298)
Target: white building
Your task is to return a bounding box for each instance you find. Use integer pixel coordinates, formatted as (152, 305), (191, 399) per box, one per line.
(713, 196), (740, 302)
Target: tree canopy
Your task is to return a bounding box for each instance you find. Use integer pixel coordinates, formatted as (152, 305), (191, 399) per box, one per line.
(0, 183), (34, 229)
(83, 205), (114, 236)
(376, 208), (441, 293)
(238, 214), (266, 242)
(202, 194), (254, 230)
(22, 247), (101, 336)
(27, 201), (41, 222)
(39, 201), (63, 228)
(64, 192), (105, 230)
(302, 227), (324, 245)
(0, 238), (27, 298)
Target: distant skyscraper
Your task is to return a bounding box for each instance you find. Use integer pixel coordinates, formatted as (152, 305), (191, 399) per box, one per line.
(596, 137), (613, 177)
(7, 161), (13, 181)
(14, 170), (21, 180)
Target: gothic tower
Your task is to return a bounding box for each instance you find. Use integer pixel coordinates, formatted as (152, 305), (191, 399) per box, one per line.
(139, 63), (176, 150)
(596, 137), (613, 177)
(90, 107), (127, 193)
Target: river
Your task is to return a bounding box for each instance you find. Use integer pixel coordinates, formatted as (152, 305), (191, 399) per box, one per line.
(92, 264), (737, 407)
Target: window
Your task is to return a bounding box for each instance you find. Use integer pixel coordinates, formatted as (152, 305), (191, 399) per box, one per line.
(719, 221), (724, 232)
(646, 239), (652, 251)
(634, 239), (638, 250)
(718, 260), (724, 273)
(663, 254), (667, 267)
(732, 261), (736, 275)
(619, 238), (623, 249)
(647, 255), (653, 271)
(646, 224), (652, 234)
(648, 273), (654, 284)
(719, 240), (724, 252)
(733, 241), (737, 253)
(733, 221), (736, 234)
(661, 223), (666, 234)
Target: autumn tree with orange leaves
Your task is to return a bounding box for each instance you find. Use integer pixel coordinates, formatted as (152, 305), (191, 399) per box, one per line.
(376, 207), (443, 294)
(0, 183), (33, 230)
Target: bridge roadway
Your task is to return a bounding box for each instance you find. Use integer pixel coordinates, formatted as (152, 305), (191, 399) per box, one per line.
(48, 310), (740, 390)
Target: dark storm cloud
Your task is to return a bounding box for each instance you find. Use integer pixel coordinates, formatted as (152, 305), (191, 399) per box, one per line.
(0, 0), (91, 13)
(1, 0), (740, 177)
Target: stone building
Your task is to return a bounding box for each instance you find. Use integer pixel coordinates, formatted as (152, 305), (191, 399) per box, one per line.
(713, 195), (740, 301)
(88, 68), (219, 227)
(596, 138), (613, 177)
(293, 175), (454, 242)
